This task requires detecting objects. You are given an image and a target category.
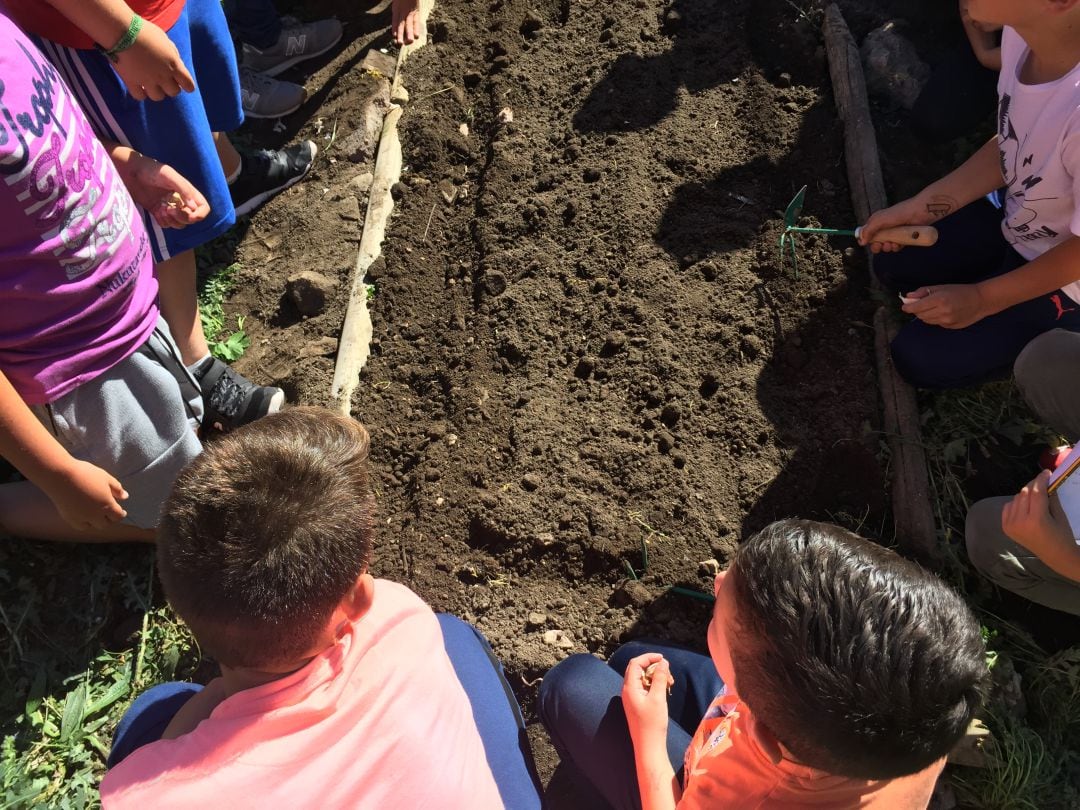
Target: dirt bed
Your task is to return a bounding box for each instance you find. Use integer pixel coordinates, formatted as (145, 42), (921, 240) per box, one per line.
(226, 0), (889, 793)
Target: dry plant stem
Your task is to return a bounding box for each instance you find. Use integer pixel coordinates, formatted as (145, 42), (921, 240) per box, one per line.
(822, 4), (937, 558)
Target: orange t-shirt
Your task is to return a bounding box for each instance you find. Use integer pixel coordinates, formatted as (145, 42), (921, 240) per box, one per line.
(100, 580), (504, 810)
(3, 0), (185, 50)
(678, 690), (945, 809)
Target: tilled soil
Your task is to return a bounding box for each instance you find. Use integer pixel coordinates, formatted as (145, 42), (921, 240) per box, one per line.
(226, 0), (892, 795)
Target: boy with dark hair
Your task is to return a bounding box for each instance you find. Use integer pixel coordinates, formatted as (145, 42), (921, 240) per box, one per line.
(540, 519), (989, 809)
(101, 407), (543, 809)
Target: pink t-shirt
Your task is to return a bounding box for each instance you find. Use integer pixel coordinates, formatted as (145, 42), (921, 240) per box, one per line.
(0, 8), (157, 405)
(100, 580), (504, 810)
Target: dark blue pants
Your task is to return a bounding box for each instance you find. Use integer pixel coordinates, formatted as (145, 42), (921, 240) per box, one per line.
(538, 641), (724, 810)
(873, 199), (1080, 389)
(110, 615), (543, 810)
(223, 0), (282, 50)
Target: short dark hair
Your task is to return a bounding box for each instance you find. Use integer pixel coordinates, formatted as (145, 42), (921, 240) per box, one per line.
(158, 407), (376, 669)
(730, 519), (988, 780)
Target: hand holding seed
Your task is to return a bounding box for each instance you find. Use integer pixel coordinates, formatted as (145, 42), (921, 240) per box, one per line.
(641, 661), (674, 694)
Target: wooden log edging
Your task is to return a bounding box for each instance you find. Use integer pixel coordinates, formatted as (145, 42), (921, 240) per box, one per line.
(822, 4), (938, 558)
(330, 0), (436, 414)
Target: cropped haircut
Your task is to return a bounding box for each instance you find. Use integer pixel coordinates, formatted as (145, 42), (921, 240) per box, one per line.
(158, 407), (376, 669)
(730, 519), (988, 780)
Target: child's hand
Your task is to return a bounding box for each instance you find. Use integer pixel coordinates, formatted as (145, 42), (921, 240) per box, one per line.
(621, 653), (672, 749)
(1003, 470), (1074, 559)
(392, 0), (423, 46)
(112, 19), (195, 101)
(859, 194), (951, 253)
(44, 459), (128, 530)
(898, 283), (990, 329)
(108, 146), (210, 228)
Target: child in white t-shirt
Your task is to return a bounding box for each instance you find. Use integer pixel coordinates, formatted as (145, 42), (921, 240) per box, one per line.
(860, 0), (1080, 390)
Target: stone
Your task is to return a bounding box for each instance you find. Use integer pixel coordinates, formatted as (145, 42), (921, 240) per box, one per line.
(349, 172), (374, 195)
(527, 611), (547, 628)
(610, 580), (651, 609)
(521, 473), (541, 491)
(337, 195), (361, 222)
(860, 22), (930, 110)
(286, 271), (337, 316)
(438, 178), (458, 204)
(299, 336), (339, 358)
(574, 356), (596, 379)
(656, 431), (675, 454)
(660, 403), (681, 426)
(543, 629), (574, 648)
(699, 558), (721, 577)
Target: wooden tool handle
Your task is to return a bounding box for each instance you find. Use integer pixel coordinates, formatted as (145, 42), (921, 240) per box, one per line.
(855, 225), (939, 247)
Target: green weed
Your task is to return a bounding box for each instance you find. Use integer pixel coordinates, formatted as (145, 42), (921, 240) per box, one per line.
(197, 262), (250, 362)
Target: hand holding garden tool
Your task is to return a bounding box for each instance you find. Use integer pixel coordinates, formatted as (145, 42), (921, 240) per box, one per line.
(779, 185), (938, 273)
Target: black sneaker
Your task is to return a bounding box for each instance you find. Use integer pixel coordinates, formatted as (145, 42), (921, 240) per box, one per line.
(192, 356), (285, 433)
(230, 140), (317, 217)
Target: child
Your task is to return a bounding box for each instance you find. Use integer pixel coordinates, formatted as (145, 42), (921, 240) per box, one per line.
(6, 0), (316, 431)
(539, 520), (989, 809)
(0, 6), (207, 541)
(861, 0), (1080, 389)
(100, 407), (543, 809)
(966, 329), (1080, 614)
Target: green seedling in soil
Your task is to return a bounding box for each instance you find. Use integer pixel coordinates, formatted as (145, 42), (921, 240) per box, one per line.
(365, 283), (377, 302)
(198, 262), (250, 362)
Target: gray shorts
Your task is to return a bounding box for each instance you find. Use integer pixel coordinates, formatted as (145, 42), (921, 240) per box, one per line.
(32, 317), (204, 529)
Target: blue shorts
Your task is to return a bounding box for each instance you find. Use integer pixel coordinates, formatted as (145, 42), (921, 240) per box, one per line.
(34, 0), (244, 262)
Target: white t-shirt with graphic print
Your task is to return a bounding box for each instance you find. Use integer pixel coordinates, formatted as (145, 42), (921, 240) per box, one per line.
(997, 26), (1080, 303)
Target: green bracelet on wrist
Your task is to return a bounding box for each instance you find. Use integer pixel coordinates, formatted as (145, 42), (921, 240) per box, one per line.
(100, 14), (143, 62)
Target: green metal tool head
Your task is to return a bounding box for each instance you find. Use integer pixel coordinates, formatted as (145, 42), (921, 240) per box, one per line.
(784, 184), (808, 229)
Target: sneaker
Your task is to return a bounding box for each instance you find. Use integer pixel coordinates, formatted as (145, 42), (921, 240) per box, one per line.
(192, 356), (285, 434)
(230, 140), (317, 217)
(241, 18), (344, 78)
(239, 66), (306, 119)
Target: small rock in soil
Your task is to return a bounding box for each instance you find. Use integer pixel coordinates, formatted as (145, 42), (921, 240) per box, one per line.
(699, 558), (721, 577)
(438, 178), (458, 204)
(349, 172), (374, 195)
(299, 336), (339, 358)
(601, 332), (626, 355)
(286, 271), (337, 316)
(574, 356), (596, 379)
(520, 12), (543, 37)
(672, 452), (687, 469)
(337, 196), (361, 222)
(521, 472), (541, 491)
(527, 611), (547, 628)
(543, 629), (574, 648)
(583, 167), (602, 183)
(660, 403), (681, 426)
(611, 580), (651, 609)
(656, 431), (675, 454)
(777, 72), (793, 87)
(463, 70), (482, 88)
(483, 271), (507, 296)
(390, 181), (407, 200)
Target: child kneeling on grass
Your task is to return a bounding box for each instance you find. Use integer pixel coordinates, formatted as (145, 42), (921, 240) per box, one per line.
(539, 520), (990, 810)
(1, 7), (208, 543)
(101, 407), (543, 810)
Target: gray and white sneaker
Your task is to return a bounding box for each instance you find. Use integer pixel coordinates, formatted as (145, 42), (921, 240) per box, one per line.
(241, 18), (344, 78)
(239, 66), (306, 119)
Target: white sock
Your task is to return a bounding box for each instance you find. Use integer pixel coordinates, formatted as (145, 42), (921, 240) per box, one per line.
(226, 158), (242, 185)
(187, 353), (213, 375)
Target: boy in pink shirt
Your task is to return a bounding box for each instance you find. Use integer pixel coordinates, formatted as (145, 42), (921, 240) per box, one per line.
(101, 407), (542, 809)
(540, 520), (990, 809)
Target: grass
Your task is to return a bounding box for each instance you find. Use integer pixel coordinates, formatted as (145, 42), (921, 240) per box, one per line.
(916, 383), (1080, 808)
(0, 544), (197, 809)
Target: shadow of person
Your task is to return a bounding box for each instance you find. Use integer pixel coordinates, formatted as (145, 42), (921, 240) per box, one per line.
(572, 0), (740, 135)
